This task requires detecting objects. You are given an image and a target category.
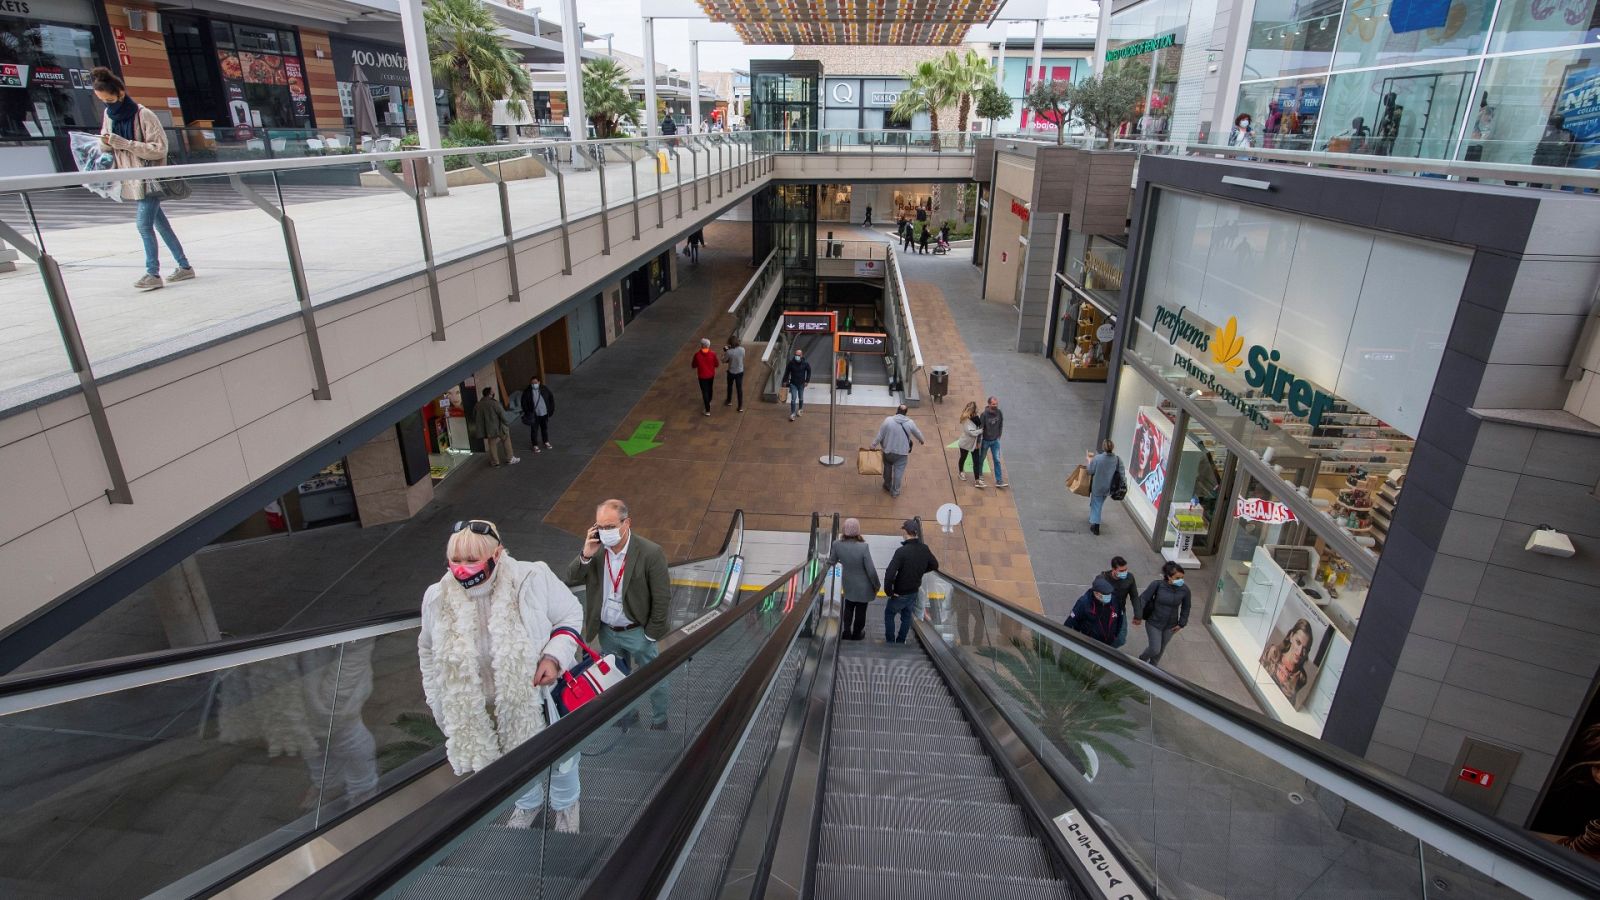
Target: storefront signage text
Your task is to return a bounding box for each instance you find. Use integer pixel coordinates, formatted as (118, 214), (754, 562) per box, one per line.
(837, 332), (889, 354)
(1106, 33), (1175, 63)
(870, 91), (899, 104)
(1236, 497), (1297, 524)
(331, 37), (411, 87)
(1011, 199), (1030, 221)
(0, 1), (32, 15)
(1153, 304), (1337, 429)
(782, 311), (837, 334)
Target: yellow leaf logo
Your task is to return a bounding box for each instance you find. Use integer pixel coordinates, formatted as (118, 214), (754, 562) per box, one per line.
(1212, 317), (1245, 372)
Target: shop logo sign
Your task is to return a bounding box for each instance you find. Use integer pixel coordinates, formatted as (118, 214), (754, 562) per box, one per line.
(1236, 497), (1297, 524)
(1010, 199), (1030, 221)
(1211, 316), (1244, 372)
(1152, 305), (1211, 353)
(1153, 304), (1337, 429)
(1105, 33), (1176, 62)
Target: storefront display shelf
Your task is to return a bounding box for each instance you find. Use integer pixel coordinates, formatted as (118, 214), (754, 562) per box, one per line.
(1212, 617), (1327, 737)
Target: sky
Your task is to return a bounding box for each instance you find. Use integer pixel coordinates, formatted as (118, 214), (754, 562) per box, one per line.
(561, 0), (1100, 75)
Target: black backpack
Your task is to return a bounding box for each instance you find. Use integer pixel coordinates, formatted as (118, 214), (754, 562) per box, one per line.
(1109, 463), (1128, 501)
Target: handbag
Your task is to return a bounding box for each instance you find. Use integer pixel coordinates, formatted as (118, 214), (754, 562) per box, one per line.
(1066, 464), (1092, 497)
(548, 626), (628, 716)
(857, 447), (884, 476)
(137, 112), (192, 201)
(1110, 466), (1128, 501)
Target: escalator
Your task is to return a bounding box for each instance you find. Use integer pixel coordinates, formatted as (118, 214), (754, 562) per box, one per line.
(275, 514), (1600, 900)
(0, 511), (774, 900)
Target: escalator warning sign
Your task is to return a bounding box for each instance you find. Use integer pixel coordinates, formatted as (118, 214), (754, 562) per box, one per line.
(1054, 810), (1149, 900)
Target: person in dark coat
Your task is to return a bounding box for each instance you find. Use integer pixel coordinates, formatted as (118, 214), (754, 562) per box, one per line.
(918, 224), (931, 254)
(520, 375), (556, 452)
(882, 518), (938, 644)
(1065, 576), (1124, 647)
(900, 218), (914, 251)
(1100, 556), (1137, 648)
(830, 517), (880, 640)
(1136, 561), (1191, 667)
(782, 348), (811, 421)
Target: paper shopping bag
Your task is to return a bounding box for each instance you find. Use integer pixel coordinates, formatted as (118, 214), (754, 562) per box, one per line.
(857, 448), (884, 476)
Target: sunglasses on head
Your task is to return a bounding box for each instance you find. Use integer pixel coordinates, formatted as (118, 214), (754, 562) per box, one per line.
(452, 520), (502, 542)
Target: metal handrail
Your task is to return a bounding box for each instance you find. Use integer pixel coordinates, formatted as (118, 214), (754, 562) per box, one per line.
(936, 573), (1600, 900)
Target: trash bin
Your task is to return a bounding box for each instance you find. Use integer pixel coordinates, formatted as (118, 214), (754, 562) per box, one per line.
(928, 365), (950, 403)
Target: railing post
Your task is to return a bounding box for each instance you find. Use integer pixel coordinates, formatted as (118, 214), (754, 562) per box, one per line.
(471, 157), (521, 303)
(717, 142), (726, 198)
(691, 143), (701, 211)
(654, 146), (665, 229)
(594, 145), (612, 255)
(676, 146), (685, 219)
(409, 159), (447, 340)
(628, 146), (641, 241)
(554, 166), (573, 275)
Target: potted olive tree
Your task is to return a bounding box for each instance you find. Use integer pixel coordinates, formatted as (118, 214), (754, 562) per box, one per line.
(1069, 72), (1147, 149)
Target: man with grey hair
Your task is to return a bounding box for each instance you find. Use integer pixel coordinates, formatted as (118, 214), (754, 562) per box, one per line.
(565, 498), (673, 729)
(692, 338), (719, 416)
(869, 404), (926, 498)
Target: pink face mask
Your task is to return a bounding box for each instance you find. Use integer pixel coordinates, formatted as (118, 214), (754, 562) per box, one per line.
(450, 562), (486, 580)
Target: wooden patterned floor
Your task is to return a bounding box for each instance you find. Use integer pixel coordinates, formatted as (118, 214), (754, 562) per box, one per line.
(545, 222), (1042, 612)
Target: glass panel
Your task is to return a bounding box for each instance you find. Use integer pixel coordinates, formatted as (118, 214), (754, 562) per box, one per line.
(1236, 76), (1327, 151)
(0, 629), (430, 898)
(1319, 62), (1478, 159)
(930, 585), (1526, 898)
(1244, 0), (1345, 79)
(1166, 416), (1231, 554)
(0, 192), (76, 399)
(1109, 366), (1178, 536)
(1460, 46), (1600, 173)
(1491, 0), (1600, 53)
(1329, 0), (1493, 70)
(285, 158), (427, 306)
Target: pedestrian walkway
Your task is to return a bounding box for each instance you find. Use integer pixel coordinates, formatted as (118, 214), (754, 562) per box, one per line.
(0, 146), (742, 407)
(546, 227), (1043, 613)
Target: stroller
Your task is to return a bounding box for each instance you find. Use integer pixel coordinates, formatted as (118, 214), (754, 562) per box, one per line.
(933, 235), (951, 255)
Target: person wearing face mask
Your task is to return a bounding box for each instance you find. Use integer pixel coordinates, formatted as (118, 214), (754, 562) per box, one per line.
(417, 519), (586, 831)
(1065, 576), (1124, 647)
(1137, 561), (1191, 668)
(564, 499), (672, 729)
(521, 375), (556, 453)
(1228, 113), (1255, 150)
(782, 347), (812, 421)
(92, 66), (194, 292)
(1101, 555), (1137, 649)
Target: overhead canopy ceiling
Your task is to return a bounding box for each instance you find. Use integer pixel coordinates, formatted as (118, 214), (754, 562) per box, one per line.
(694, 1), (1005, 45)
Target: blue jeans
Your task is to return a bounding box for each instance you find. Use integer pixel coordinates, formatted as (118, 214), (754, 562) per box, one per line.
(135, 197), (189, 276)
(885, 594), (916, 643)
(600, 624), (669, 725)
(1089, 492), (1107, 525)
(882, 452), (908, 496)
(515, 754), (581, 812)
(789, 384), (805, 415)
(981, 439), (1003, 483)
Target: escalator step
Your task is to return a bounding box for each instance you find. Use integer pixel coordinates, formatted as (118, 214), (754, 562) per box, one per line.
(822, 793), (1035, 838)
(828, 746), (997, 778)
(817, 825), (1057, 879)
(389, 866), (585, 900)
(831, 701), (967, 722)
(832, 714), (975, 737)
(813, 863), (1076, 900)
(829, 728), (986, 757)
(824, 766), (1013, 804)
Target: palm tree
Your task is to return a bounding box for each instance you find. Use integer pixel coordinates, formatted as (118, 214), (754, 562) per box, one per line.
(892, 58), (959, 151)
(975, 633), (1148, 778)
(581, 57), (640, 139)
(945, 49), (995, 150)
(425, 0), (531, 123)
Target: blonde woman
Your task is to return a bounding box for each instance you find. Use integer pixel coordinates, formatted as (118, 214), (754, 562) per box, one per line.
(956, 400), (986, 487)
(418, 519), (586, 831)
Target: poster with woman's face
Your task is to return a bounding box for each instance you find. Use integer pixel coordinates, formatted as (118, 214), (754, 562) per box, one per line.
(1128, 408), (1169, 505)
(1259, 591), (1332, 710)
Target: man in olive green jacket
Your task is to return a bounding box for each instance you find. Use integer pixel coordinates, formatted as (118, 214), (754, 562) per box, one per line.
(564, 498), (673, 728)
(472, 386), (518, 467)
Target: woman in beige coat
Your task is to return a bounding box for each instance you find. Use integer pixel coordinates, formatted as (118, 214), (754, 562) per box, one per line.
(91, 66), (194, 292)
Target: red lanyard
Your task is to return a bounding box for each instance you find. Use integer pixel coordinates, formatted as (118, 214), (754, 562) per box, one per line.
(604, 551), (626, 596)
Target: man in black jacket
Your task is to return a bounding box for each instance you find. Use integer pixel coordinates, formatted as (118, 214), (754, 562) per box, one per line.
(521, 375), (556, 453)
(980, 396), (1007, 488)
(882, 518), (939, 644)
(1100, 556), (1137, 647)
(782, 348), (811, 421)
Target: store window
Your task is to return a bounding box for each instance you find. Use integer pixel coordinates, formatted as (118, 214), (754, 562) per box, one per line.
(1109, 366), (1177, 535)
(0, 0), (108, 168)
(1235, 76), (1325, 151)
(1054, 233), (1125, 382)
(1106, 0), (1193, 139)
(1210, 472), (1371, 736)
(1490, 0), (1600, 53)
(1243, 0), (1344, 80)
(1318, 61), (1478, 158)
(162, 13), (311, 131)
(1459, 46), (1600, 171)
(1329, 0), (1493, 71)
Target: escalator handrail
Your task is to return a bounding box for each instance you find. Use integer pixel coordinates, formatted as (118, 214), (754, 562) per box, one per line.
(939, 573), (1600, 898)
(276, 557), (818, 900)
(0, 511), (748, 708)
(579, 571), (828, 899)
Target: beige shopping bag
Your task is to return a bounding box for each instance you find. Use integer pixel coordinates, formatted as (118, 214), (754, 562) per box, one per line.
(857, 448), (884, 476)
(1067, 464), (1092, 497)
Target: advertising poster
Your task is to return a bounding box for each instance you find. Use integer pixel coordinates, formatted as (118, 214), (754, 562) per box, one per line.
(0, 63), (27, 88)
(1258, 590), (1333, 710)
(1128, 407), (1170, 506)
(1557, 63), (1600, 170)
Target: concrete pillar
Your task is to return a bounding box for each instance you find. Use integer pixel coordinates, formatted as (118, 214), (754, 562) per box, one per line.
(689, 40), (702, 132)
(1031, 19), (1045, 91)
(397, 0), (447, 194)
(151, 557), (220, 648)
(1093, 1), (1112, 77)
(642, 16), (659, 137)
(559, 0), (587, 142)
(348, 429), (434, 527)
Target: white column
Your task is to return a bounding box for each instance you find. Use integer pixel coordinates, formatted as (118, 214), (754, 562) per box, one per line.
(560, 0), (586, 142)
(397, 0), (446, 193)
(1031, 19), (1045, 88)
(642, 16), (659, 137)
(688, 39), (702, 131)
(1093, 0), (1112, 78)
(993, 42), (1005, 87)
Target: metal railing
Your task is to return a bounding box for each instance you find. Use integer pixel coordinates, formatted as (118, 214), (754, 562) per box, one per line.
(883, 245), (924, 402)
(728, 246), (783, 345)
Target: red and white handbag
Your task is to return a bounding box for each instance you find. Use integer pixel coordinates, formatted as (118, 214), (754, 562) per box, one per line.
(547, 626), (628, 716)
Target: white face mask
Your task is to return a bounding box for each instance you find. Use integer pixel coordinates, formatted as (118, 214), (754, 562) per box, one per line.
(1239, 119), (1251, 130)
(598, 526), (624, 548)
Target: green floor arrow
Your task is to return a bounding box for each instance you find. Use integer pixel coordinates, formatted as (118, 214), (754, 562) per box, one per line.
(946, 439), (975, 472)
(617, 420), (665, 457)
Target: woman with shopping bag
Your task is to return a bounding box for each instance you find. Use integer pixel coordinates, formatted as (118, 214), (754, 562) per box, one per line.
(91, 67), (195, 292)
(418, 519), (588, 832)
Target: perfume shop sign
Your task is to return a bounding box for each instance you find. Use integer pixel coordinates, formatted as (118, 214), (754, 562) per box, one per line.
(1151, 304), (1336, 429)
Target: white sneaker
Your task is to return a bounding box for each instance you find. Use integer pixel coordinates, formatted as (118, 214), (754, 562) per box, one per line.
(544, 443), (553, 450)
(507, 807), (538, 829)
(958, 472), (968, 482)
(789, 414), (796, 421)
(508, 456), (522, 464)
(554, 803), (581, 834)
